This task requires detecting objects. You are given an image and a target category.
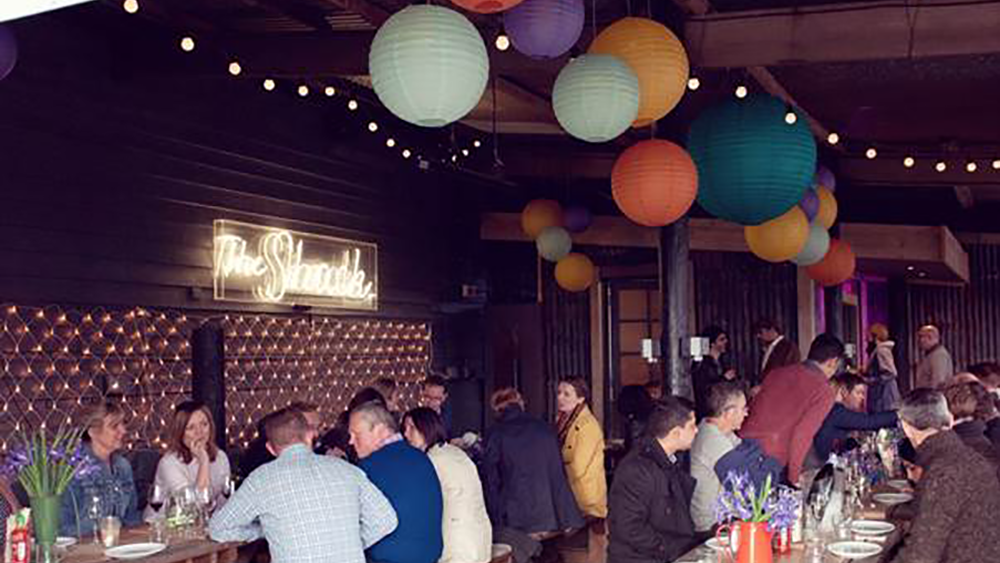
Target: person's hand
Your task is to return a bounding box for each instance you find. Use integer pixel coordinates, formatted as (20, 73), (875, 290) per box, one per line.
(723, 369), (737, 380)
(190, 438), (210, 463)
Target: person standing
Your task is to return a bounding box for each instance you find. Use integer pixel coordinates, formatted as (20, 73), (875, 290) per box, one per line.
(754, 320), (800, 385)
(607, 397), (700, 563)
(691, 326), (737, 420)
(421, 375), (453, 438)
(866, 324), (902, 412)
(812, 374), (898, 465)
(209, 409), (398, 563)
(914, 325), (954, 389)
(555, 378), (607, 520)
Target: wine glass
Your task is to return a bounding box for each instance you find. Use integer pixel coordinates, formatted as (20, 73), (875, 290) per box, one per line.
(148, 484), (165, 514)
(86, 494), (104, 544)
(222, 476), (234, 499)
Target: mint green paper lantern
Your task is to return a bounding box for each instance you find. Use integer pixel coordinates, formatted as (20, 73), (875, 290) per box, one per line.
(791, 223), (831, 266)
(536, 226), (573, 262)
(369, 6), (489, 128)
(552, 54), (639, 143)
(688, 95), (816, 226)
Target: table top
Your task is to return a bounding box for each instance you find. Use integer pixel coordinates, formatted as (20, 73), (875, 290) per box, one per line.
(61, 528), (239, 563)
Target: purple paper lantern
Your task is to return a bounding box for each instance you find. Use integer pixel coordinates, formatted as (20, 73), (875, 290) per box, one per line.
(799, 189), (820, 221)
(504, 0), (584, 60)
(814, 164), (836, 191)
(564, 206), (592, 233)
(0, 26), (17, 82)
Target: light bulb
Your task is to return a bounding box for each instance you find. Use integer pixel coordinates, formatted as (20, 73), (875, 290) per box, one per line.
(687, 77), (701, 91)
(228, 61), (242, 76)
(935, 161), (947, 172)
(473, 140), (482, 148)
(866, 147), (877, 160)
(495, 34), (510, 51)
(993, 159), (1000, 170)
(297, 85), (309, 97)
(784, 111), (797, 125)
(903, 156), (915, 168)
(966, 161), (978, 173)
(263, 78), (275, 91)
(324, 86), (336, 97)
(462, 149), (470, 156)
(827, 132), (840, 145)
(386, 138), (396, 148)
(368, 122), (378, 133)
(451, 155), (458, 163)
(348, 100), (358, 111)
(180, 37), (195, 52)
(402, 149), (412, 159)
(735, 85), (748, 99)
(123, 0), (139, 13)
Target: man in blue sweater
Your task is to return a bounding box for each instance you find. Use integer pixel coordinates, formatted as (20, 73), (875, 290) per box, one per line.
(350, 401), (444, 563)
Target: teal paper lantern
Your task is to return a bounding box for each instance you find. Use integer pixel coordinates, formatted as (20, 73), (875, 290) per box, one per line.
(688, 95), (817, 225)
(552, 55), (639, 143)
(536, 226), (573, 262)
(369, 6), (489, 128)
(791, 223), (831, 266)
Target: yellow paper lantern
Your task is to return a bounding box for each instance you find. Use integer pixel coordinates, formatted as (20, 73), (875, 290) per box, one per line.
(815, 186), (838, 229)
(744, 207), (809, 262)
(588, 17), (689, 127)
(521, 199), (563, 238)
(555, 253), (595, 292)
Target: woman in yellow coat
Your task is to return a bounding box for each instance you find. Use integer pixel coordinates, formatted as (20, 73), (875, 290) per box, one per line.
(555, 377), (608, 519)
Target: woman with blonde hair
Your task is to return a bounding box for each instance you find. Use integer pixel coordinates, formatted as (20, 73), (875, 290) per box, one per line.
(555, 378), (607, 520)
(866, 323), (901, 412)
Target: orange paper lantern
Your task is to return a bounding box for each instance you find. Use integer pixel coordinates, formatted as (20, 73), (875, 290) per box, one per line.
(611, 140), (698, 227)
(744, 207), (809, 263)
(588, 17), (689, 127)
(555, 253), (595, 292)
(807, 239), (856, 286)
(814, 186), (838, 229)
(521, 199), (563, 238)
(451, 0), (524, 14)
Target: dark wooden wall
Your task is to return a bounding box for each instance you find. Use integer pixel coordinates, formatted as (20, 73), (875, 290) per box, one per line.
(0, 16), (481, 318)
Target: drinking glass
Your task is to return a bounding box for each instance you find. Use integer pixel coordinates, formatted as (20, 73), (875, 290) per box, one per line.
(99, 516), (121, 548)
(85, 494), (104, 544)
(148, 485), (165, 514)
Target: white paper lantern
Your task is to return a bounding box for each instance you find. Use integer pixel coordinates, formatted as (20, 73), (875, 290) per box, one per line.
(369, 6), (489, 128)
(552, 54), (639, 143)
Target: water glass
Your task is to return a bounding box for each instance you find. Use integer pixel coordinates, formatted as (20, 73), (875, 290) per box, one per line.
(99, 516), (121, 548)
(149, 516), (169, 545)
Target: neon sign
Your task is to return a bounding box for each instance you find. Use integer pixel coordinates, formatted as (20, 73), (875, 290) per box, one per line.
(213, 220), (378, 310)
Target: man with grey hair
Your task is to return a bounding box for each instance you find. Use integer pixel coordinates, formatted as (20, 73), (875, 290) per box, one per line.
(349, 402), (443, 563)
(887, 389), (1000, 563)
(914, 324), (953, 389)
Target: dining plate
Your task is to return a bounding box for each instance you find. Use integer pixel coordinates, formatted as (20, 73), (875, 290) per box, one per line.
(872, 492), (914, 505)
(55, 537), (77, 549)
(887, 479), (911, 490)
(105, 543), (167, 560)
(850, 520), (896, 536)
(704, 538), (724, 551)
(827, 541), (883, 559)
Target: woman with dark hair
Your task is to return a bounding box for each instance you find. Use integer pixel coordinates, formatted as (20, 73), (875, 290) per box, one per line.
(555, 377), (607, 520)
(147, 401), (231, 519)
(691, 325), (737, 420)
(403, 408), (491, 563)
(942, 381), (1000, 466)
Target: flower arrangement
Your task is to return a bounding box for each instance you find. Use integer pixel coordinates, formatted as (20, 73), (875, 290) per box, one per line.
(714, 471), (800, 531)
(1, 427), (99, 497)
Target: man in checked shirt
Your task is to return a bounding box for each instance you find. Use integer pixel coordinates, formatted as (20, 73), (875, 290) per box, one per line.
(209, 408), (398, 563)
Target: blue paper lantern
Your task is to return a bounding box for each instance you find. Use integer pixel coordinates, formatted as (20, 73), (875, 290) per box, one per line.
(536, 226), (573, 262)
(563, 206), (592, 233)
(791, 224), (831, 266)
(815, 164), (836, 191)
(552, 55), (639, 143)
(369, 6), (489, 128)
(688, 95), (817, 226)
(504, 0), (584, 59)
(0, 26), (16, 82)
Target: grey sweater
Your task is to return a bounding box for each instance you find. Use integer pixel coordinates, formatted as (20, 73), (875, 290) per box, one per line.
(689, 421), (740, 531)
(915, 345), (953, 389)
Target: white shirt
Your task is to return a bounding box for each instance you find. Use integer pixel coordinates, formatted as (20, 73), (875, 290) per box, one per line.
(760, 335), (785, 373)
(144, 450), (231, 520)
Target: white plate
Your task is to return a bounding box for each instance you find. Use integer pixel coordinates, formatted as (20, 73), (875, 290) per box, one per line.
(827, 541), (883, 559)
(873, 492), (914, 505)
(851, 520), (896, 536)
(104, 543), (167, 560)
(704, 538), (724, 551)
(55, 537), (77, 549)
(887, 479), (911, 490)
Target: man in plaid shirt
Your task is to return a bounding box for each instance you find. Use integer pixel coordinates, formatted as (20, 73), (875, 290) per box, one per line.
(209, 408), (397, 563)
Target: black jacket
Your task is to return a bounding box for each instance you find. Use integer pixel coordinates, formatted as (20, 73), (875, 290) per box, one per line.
(953, 420), (1000, 466)
(813, 404), (898, 462)
(607, 437), (699, 563)
(482, 406), (584, 534)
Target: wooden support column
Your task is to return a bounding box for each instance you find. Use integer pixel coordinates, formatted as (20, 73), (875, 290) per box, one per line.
(796, 268), (817, 358)
(888, 277), (912, 393)
(659, 218), (692, 400)
(191, 322), (227, 450)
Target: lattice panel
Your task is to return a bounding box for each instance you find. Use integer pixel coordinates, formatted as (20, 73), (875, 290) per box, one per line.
(222, 315), (431, 448)
(0, 305), (195, 452)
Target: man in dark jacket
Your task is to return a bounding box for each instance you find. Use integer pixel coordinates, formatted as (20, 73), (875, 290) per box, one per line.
(888, 389), (1000, 563)
(608, 396), (700, 563)
(812, 373), (898, 464)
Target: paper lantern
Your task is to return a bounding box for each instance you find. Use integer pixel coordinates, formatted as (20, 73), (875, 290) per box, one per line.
(0, 26), (16, 82)
(555, 253), (595, 292)
(522, 199), (563, 238)
(814, 186), (838, 229)
(807, 239), (856, 286)
(791, 224), (831, 266)
(588, 18), (689, 127)
(369, 6), (489, 127)
(504, 0), (584, 59)
(563, 206), (592, 233)
(611, 140), (698, 227)
(536, 226), (572, 262)
(688, 94), (817, 226)
(452, 0), (525, 14)
(799, 189), (819, 221)
(552, 55), (639, 143)
(744, 207), (809, 263)
(815, 164), (836, 191)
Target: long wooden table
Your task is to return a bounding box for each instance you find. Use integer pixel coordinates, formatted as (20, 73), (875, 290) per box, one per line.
(61, 528), (239, 563)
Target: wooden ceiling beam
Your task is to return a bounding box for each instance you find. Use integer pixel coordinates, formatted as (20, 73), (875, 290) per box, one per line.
(316, 0), (390, 28)
(685, 0), (1000, 68)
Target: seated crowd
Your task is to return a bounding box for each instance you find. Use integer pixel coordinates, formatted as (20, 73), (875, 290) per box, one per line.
(6, 329), (1000, 563)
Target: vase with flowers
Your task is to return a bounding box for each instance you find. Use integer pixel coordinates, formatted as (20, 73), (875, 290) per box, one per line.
(713, 471), (800, 563)
(2, 427), (98, 563)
